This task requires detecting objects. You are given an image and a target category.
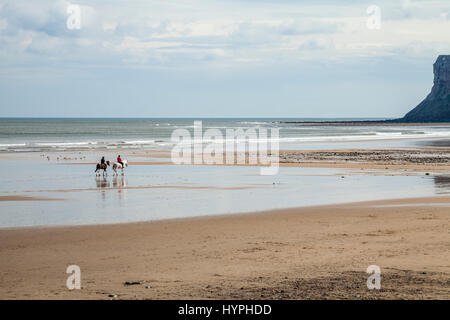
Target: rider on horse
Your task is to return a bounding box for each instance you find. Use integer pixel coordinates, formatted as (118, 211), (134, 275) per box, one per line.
(117, 155), (124, 168)
(95, 156), (109, 175)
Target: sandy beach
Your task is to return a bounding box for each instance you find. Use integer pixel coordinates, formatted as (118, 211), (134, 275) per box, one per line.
(0, 195), (449, 299)
(0, 143), (449, 299)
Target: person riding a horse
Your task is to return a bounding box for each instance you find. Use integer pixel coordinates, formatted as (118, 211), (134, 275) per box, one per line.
(117, 155), (124, 168)
(95, 157), (109, 175)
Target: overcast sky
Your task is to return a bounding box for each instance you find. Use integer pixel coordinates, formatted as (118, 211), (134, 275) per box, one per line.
(0, 0), (449, 118)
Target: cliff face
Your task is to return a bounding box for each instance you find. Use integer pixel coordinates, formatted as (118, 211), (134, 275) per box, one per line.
(401, 55), (450, 122)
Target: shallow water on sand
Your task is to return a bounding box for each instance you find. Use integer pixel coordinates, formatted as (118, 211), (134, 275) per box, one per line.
(0, 157), (449, 228)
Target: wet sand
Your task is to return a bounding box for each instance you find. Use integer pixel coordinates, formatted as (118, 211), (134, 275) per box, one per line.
(24, 185), (258, 193)
(0, 195), (63, 202)
(0, 195), (449, 300)
(61, 160), (450, 171)
(29, 147), (450, 173)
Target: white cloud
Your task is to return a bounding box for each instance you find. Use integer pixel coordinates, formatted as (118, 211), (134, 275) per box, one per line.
(0, 0), (449, 70)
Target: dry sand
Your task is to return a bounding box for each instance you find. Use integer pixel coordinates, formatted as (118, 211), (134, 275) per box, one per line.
(0, 196), (449, 300)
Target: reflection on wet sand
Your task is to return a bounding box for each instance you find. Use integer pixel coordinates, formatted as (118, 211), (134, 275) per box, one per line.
(95, 176), (127, 189)
(95, 176), (110, 188)
(95, 176), (109, 202)
(433, 175), (450, 194)
(113, 175), (127, 202)
(113, 175), (126, 188)
(95, 175), (127, 202)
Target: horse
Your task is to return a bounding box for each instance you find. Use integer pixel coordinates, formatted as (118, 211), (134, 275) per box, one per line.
(111, 160), (128, 175)
(95, 160), (110, 176)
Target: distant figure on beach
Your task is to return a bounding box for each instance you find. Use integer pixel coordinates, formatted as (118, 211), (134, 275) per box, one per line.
(100, 156), (106, 166)
(117, 155), (124, 168)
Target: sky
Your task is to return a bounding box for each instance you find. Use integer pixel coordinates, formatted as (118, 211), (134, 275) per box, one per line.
(0, 0), (449, 118)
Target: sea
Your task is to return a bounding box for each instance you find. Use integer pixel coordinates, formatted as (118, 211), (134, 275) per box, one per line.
(1, 118), (450, 152)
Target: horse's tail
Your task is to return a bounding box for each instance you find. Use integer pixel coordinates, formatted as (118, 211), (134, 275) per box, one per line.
(95, 164), (100, 172)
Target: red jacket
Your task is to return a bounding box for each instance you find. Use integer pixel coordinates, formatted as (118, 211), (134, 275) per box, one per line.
(117, 157), (122, 162)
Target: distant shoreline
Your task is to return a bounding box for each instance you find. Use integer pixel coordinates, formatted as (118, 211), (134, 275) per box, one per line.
(280, 121), (450, 126)
(4, 116), (450, 125)
(0, 117), (392, 121)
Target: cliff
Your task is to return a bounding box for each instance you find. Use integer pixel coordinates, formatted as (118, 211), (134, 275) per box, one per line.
(401, 55), (450, 122)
